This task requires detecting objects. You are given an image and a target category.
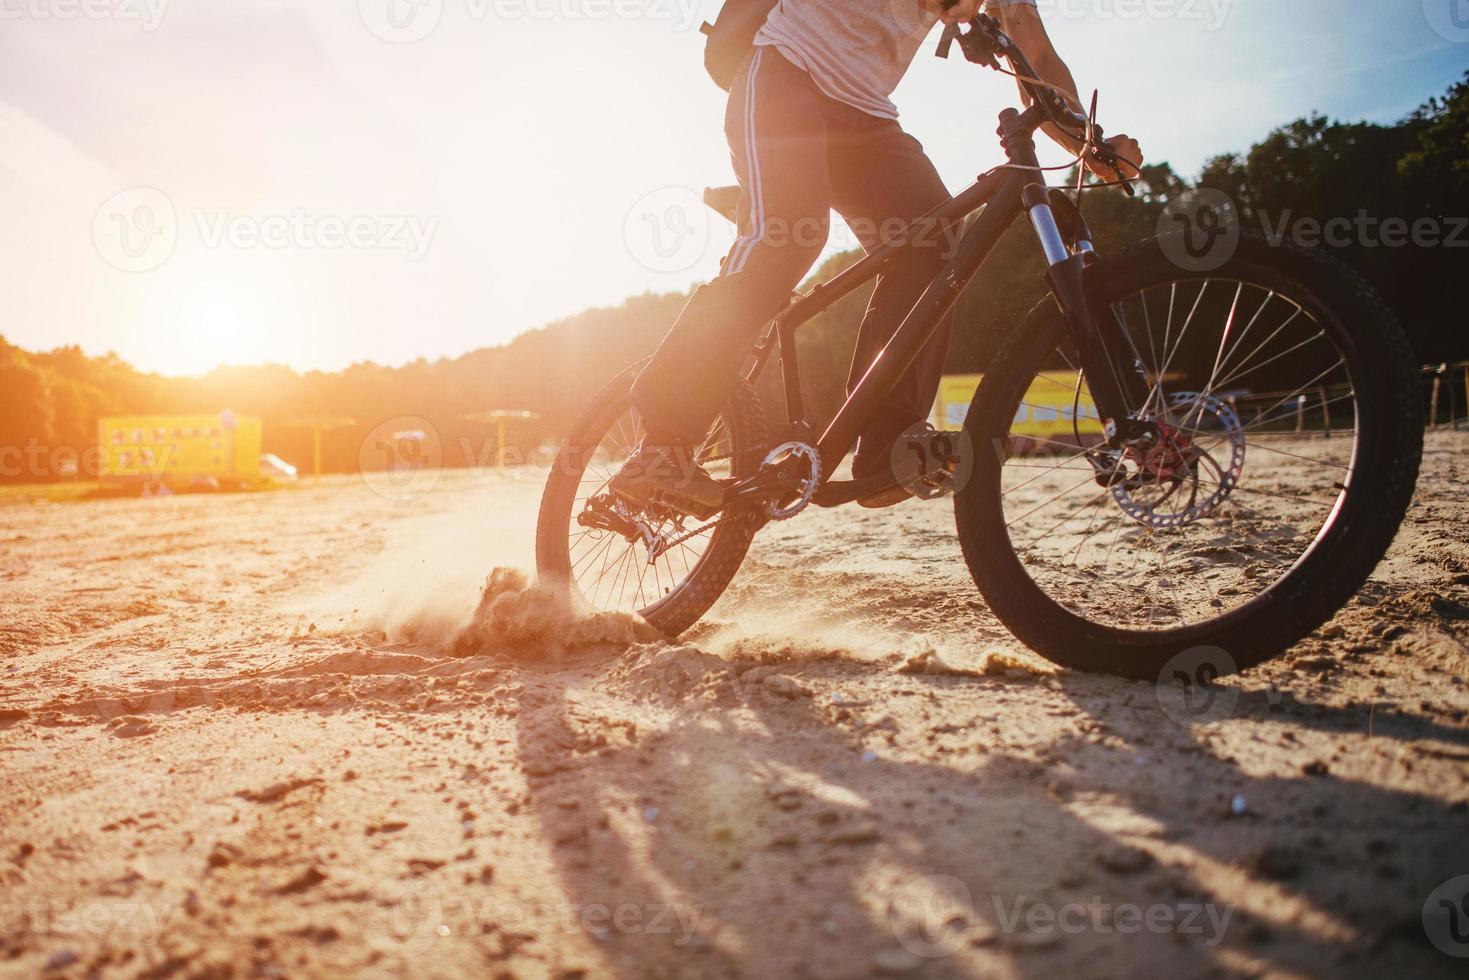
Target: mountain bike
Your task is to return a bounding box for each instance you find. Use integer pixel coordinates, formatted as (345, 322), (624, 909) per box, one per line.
(535, 15), (1423, 679)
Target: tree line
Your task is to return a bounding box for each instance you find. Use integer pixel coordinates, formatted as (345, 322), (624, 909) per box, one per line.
(2, 72), (1463, 483)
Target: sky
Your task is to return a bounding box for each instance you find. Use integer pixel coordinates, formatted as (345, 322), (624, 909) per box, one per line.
(1, 0), (1464, 376)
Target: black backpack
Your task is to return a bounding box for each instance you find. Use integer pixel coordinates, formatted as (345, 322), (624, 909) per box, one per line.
(699, 0), (780, 91)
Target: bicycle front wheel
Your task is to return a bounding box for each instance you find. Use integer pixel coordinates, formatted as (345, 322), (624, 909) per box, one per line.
(955, 234), (1422, 678)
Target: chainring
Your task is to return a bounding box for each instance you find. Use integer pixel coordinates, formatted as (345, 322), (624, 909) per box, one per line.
(762, 441), (822, 521)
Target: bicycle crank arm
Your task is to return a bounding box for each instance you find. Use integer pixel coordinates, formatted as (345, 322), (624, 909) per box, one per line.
(812, 470), (900, 508)
(813, 436), (960, 507)
(722, 468), (810, 508)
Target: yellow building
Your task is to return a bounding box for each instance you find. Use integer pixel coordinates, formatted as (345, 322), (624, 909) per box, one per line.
(932, 372), (1104, 437)
(98, 412), (262, 489)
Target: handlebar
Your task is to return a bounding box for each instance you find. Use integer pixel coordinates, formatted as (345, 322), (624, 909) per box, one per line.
(937, 14), (1136, 194)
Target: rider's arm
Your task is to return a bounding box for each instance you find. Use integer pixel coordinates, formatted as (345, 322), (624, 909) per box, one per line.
(986, 1), (1142, 178)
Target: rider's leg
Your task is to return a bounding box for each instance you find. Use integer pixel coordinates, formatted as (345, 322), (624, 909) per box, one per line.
(828, 116), (955, 486)
(629, 47), (833, 448)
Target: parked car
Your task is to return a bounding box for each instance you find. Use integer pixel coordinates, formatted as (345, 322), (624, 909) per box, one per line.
(258, 454), (298, 482)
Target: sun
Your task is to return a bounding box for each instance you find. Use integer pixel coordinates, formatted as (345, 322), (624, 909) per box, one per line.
(137, 265), (285, 376)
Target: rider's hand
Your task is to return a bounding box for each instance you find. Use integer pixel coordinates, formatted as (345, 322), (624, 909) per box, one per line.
(1086, 134), (1143, 183)
(934, 0), (981, 25)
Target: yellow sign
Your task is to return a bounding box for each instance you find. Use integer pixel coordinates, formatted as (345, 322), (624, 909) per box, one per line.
(98, 413), (262, 487)
(932, 372), (1104, 437)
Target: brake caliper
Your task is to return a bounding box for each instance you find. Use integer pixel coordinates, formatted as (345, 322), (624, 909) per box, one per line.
(1132, 420), (1194, 483)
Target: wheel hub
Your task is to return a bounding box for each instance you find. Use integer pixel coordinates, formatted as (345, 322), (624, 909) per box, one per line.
(1109, 392), (1246, 530)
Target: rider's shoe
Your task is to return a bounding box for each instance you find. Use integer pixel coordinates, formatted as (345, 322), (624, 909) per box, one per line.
(609, 442), (725, 520)
(852, 423), (956, 509)
(851, 437), (914, 510)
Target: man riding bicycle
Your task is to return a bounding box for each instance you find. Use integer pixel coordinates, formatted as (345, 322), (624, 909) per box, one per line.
(613, 0), (1143, 517)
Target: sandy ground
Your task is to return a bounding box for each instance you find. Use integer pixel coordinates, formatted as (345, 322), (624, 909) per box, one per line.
(2, 432), (1467, 979)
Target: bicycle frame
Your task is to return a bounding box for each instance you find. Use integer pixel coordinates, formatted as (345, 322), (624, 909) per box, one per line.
(731, 103), (1147, 506)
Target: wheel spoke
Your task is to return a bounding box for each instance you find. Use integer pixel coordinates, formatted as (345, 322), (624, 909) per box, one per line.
(560, 400), (738, 617)
(994, 270), (1360, 634)
(1210, 308), (1306, 392)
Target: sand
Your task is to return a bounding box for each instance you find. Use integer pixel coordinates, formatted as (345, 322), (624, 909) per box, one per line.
(1, 433), (1467, 978)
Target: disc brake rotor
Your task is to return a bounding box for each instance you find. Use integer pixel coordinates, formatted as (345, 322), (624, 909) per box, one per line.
(1110, 391), (1246, 530)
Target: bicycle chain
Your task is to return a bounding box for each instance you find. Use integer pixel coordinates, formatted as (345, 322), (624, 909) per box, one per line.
(648, 446), (743, 553)
(655, 514), (728, 555)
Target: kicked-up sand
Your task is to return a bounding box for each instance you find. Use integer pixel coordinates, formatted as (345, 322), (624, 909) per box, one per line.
(1, 433), (1467, 977)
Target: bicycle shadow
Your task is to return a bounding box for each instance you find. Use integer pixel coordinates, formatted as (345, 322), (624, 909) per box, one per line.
(509, 654), (1465, 978)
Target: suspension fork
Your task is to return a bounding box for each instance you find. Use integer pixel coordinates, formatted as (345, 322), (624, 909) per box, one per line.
(1005, 114), (1150, 444)
(1023, 185), (1154, 443)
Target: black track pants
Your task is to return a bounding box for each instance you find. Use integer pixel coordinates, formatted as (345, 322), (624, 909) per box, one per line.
(631, 46), (956, 461)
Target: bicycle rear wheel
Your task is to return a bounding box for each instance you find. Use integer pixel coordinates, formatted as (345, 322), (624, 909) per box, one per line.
(535, 359), (768, 636)
(955, 234), (1422, 678)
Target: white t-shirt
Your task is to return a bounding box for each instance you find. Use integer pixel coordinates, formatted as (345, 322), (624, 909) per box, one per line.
(755, 0), (1037, 120)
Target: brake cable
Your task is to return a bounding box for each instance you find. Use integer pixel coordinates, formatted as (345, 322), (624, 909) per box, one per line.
(938, 17), (1135, 195)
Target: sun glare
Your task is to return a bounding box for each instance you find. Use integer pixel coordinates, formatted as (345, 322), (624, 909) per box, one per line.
(141, 273), (277, 377)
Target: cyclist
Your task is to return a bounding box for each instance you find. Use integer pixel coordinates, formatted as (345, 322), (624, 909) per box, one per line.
(613, 0), (1143, 517)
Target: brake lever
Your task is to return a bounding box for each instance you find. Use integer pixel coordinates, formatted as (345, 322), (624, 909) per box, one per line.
(936, 16), (1137, 198)
(1092, 150), (1137, 197)
(935, 16), (1004, 69)
(956, 21), (1003, 69)
(936, 23), (959, 59)
(1083, 92), (1136, 197)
